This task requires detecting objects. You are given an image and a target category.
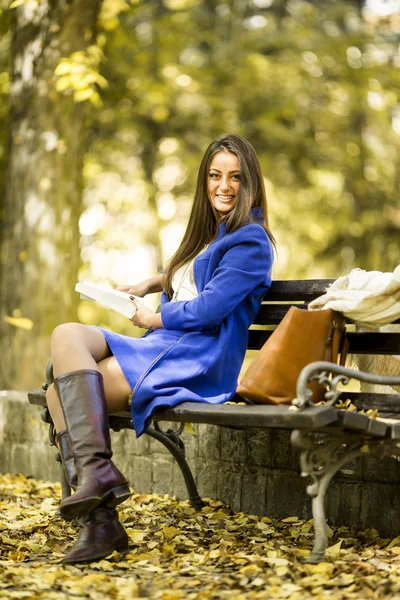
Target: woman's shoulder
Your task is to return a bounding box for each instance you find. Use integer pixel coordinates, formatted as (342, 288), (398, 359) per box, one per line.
(227, 221), (271, 244)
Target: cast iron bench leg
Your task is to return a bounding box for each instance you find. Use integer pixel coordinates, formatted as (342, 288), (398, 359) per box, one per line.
(291, 430), (374, 563)
(143, 422), (204, 511)
(109, 414), (204, 510)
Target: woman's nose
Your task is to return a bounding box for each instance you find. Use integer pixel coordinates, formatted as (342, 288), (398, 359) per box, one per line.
(218, 176), (230, 191)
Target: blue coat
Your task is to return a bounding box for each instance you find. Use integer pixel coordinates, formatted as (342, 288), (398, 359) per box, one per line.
(128, 216), (274, 436)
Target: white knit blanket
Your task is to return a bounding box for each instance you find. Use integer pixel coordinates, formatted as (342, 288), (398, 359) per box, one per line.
(308, 265), (400, 328)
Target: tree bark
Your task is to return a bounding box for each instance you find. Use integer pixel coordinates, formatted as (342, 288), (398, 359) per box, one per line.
(0, 0), (103, 389)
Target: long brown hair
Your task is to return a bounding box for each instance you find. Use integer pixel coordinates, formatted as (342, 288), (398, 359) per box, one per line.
(165, 133), (275, 298)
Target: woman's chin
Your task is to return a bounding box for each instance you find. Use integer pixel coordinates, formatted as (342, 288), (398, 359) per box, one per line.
(216, 205), (235, 216)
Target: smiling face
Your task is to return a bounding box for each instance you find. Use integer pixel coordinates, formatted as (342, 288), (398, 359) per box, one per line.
(207, 151), (241, 216)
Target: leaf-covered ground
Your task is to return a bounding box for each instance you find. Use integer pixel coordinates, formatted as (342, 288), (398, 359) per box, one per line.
(1, 474), (400, 600)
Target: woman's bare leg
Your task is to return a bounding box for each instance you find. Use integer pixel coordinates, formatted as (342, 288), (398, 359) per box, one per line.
(46, 323), (131, 432)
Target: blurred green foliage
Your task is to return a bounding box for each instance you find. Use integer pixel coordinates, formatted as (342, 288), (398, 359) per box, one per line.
(1, 0), (400, 335)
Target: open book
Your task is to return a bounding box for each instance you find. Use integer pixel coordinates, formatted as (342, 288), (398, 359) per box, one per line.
(75, 281), (145, 319)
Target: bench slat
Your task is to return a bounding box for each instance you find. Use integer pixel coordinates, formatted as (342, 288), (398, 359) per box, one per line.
(248, 330), (400, 354)
(388, 423), (400, 440)
(153, 402), (339, 429)
(345, 332), (400, 354)
(339, 391), (400, 413)
(255, 304), (400, 326)
(265, 280), (334, 301)
(28, 389), (47, 405)
(254, 304), (307, 325)
(28, 389), (338, 430)
(336, 410), (388, 437)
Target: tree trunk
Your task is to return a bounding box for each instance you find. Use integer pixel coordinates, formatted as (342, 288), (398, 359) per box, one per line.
(0, 0), (103, 390)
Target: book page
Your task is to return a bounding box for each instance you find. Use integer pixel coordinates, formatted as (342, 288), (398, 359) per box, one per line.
(75, 282), (140, 319)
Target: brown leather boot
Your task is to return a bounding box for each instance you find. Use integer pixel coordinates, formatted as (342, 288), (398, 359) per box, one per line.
(62, 507), (129, 564)
(56, 429), (78, 490)
(56, 428), (129, 564)
(54, 369), (130, 521)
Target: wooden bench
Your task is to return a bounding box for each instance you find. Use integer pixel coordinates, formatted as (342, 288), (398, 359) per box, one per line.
(28, 279), (400, 563)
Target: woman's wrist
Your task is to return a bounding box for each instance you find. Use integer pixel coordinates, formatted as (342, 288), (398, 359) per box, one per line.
(147, 312), (164, 330)
(146, 273), (165, 295)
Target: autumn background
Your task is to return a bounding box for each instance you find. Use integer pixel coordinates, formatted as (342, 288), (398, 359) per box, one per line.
(0, 0), (399, 391)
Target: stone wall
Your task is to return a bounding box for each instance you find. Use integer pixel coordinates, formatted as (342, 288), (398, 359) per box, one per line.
(1, 391), (399, 537)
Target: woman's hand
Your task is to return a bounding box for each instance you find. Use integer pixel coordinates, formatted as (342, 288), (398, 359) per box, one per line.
(119, 282), (149, 298)
(130, 297), (164, 330)
(119, 273), (166, 298)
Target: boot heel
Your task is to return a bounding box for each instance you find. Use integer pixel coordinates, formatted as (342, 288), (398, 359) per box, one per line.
(116, 539), (130, 553)
(105, 485), (131, 508)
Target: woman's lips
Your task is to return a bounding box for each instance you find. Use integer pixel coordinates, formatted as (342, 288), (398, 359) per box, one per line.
(216, 195), (234, 203)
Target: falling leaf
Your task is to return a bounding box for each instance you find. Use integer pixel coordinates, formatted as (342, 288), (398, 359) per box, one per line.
(3, 316), (34, 330)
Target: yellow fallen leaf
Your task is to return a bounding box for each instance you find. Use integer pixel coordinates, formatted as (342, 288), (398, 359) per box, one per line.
(209, 548), (220, 559)
(388, 536), (400, 549)
(257, 522), (274, 532)
(261, 516), (273, 524)
(8, 550), (27, 562)
(184, 422), (195, 434)
(390, 547), (400, 555)
(327, 573), (355, 587)
(280, 584), (303, 594)
(251, 577), (266, 587)
(3, 316), (34, 330)
(179, 504), (195, 515)
(1, 534), (20, 546)
(266, 557), (289, 567)
(281, 516), (299, 523)
(159, 592), (185, 600)
(162, 526), (180, 539)
(127, 529), (146, 543)
(326, 539), (343, 558)
(306, 562), (334, 575)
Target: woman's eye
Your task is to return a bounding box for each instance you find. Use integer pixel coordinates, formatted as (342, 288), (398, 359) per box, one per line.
(209, 173), (219, 178)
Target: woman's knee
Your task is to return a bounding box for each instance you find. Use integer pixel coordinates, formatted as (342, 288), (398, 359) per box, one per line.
(52, 322), (82, 345)
(50, 322), (109, 364)
(51, 323), (92, 353)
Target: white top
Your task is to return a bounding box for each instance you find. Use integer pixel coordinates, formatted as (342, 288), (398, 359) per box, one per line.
(171, 246), (209, 302)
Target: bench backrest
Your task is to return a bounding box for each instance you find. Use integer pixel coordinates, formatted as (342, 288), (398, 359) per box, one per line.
(249, 279), (400, 356)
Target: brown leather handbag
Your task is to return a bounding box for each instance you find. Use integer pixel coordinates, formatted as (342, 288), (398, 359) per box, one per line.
(237, 307), (347, 405)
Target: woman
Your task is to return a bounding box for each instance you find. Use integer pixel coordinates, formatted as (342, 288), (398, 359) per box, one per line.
(46, 133), (275, 563)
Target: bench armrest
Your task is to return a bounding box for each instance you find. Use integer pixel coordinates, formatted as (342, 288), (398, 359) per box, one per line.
(294, 361), (400, 409)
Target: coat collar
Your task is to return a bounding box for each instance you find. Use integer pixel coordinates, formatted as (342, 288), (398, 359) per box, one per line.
(216, 207), (264, 239)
